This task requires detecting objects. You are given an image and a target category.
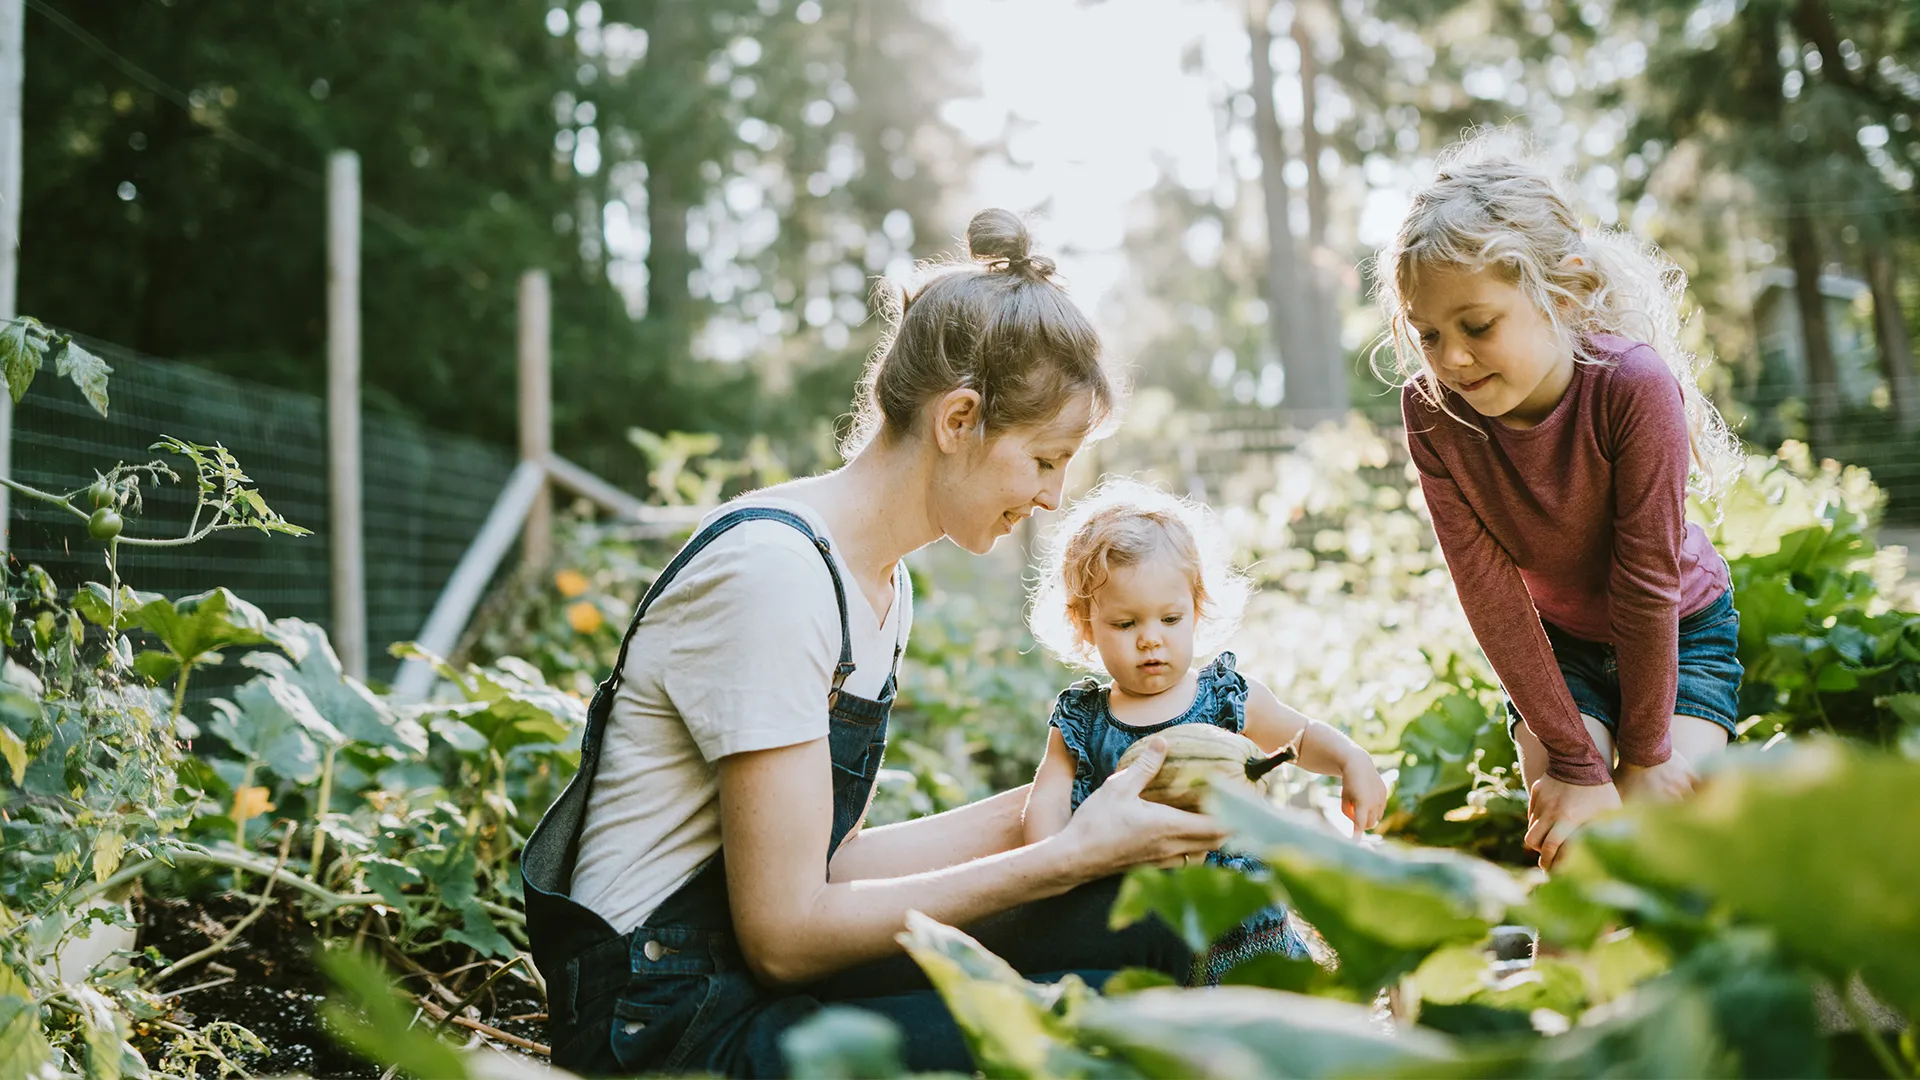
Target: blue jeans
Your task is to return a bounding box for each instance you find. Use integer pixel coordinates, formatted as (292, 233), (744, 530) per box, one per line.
(1506, 588), (1744, 741)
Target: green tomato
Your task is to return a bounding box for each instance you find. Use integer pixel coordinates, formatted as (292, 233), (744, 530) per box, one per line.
(88, 478), (115, 509)
(88, 507), (124, 541)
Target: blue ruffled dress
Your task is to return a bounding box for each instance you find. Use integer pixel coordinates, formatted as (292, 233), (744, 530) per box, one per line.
(1051, 651), (1313, 984)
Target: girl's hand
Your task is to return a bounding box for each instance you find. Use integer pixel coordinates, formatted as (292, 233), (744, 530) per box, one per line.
(1061, 737), (1229, 877)
(1339, 753), (1389, 838)
(1614, 753), (1697, 803)
(1524, 776), (1621, 871)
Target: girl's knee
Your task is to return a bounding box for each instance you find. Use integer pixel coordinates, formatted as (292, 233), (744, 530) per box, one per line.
(1669, 713), (1732, 759)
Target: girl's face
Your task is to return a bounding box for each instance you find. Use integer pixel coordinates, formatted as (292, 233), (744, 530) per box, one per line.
(934, 395), (1091, 555)
(1406, 264), (1575, 429)
(1087, 556), (1197, 698)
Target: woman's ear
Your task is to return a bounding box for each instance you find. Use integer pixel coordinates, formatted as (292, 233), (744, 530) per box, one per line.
(931, 388), (984, 455)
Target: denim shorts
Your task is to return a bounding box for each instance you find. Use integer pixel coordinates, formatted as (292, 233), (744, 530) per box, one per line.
(1505, 588), (1744, 740)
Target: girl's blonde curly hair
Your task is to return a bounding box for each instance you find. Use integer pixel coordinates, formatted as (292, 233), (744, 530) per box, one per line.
(1030, 478), (1251, 672)
(1370, 131), (1742, 503)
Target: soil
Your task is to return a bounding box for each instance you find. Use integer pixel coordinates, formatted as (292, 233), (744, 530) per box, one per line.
(135, 893), (549, 1077)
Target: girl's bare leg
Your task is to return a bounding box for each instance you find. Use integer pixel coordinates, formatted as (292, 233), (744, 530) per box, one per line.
(1667, 713), (1731, 770)
(1512, 714), (1616, 790)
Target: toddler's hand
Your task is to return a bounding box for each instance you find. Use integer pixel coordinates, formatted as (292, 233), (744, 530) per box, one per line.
(1614, 753), (1696, 803)
(1524, 776), (1621, 871)
(1339, 754), (1388, 839)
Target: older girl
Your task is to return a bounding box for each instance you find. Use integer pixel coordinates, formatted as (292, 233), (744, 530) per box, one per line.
(1375, 138), (1745, 870)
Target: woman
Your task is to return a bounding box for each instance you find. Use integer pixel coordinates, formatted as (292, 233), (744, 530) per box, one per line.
(522, 208), (1226, 1076)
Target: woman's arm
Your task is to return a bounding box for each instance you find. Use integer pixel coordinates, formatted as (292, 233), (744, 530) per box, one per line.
(827, 784), (1032, 882)
(1021, 728), (1078, 845)
(721, 735), (1226, 986)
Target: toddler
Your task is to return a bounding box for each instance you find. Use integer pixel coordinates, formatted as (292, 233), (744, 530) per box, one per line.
(1022, 479), (1388, 983)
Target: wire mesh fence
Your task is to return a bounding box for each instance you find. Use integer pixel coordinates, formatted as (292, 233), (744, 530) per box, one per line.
(7, 336), (516, 688)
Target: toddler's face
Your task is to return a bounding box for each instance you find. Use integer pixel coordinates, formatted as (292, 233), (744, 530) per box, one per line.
(1087, 557), (1197, 698)
(1406, 264), (1574, 429)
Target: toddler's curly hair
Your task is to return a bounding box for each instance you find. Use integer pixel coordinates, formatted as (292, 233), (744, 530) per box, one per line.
(1030, 478), (1251, 672)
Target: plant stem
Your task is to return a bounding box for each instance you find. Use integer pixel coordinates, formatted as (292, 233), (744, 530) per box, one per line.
(309, 745), (335, 884)
(170, 661), (192, 726)
(1842, 983), (1911, 1080)
(71, 843), (530, 925)
(148, 825), (296, 988)
(0, 476), (90, 520)
(233, 760), (255, 889)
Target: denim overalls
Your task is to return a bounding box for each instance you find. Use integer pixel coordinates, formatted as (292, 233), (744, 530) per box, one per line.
(521, 507), (904, 1076)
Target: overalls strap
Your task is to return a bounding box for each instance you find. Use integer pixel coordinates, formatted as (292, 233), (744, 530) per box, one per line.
(521, 506), (857, 984)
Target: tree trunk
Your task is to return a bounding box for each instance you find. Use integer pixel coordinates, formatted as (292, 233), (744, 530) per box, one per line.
(1293, 11), (1328, 250)
(1761, 10), (1838, 447)
(1785, 209), (1840, 447)
(1246, 0), (1341, 421)
(1292, 0), (1346, 416)
(1792, 0), (1918, 430)
(641, 0), (698, 362)
(1865, 237), (1920, 430)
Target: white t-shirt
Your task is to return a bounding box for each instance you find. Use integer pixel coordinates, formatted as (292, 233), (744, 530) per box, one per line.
(570, 497), (911, 934)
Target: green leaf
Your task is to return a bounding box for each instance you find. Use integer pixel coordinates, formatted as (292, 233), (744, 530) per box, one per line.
(0, 968), (55, 1080)
(72, 986), (138, 1080)
(128, 588), (283, 668)
(0, 726), (26, 787)
(1412, 944), (1588, 1018)
(781, 1006), (906, 1080)
(1210, 788), (1524, 992)
(1574, 741), (1920, 1018)
(1098, 968), (1178, 996)
(206, 674), (345, 783)
(1109, 863), (1274, 953)
(131, 651), (188, 683)
(72, 583), (163, 632)
(0, 317), (47, 403)
(443, 905), (515, 960)
(1076, 986), (1459, 1078)
(426, 659), (581, 757)
(318, 949), (470, 1080)
(246, 620), (425, 754)
(51, 338), (112, 417)
(897, 911), (1090, 1078)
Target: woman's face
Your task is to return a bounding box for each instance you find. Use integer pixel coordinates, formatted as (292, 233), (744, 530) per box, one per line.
(1406, 264), (1574, 429)
(934, 394), (1093, 555)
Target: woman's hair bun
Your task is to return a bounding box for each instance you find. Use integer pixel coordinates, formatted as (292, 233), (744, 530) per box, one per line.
(966, 207), (1056, 280)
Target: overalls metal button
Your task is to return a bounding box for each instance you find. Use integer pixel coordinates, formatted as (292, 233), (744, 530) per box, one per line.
(642, 939), (665, 962)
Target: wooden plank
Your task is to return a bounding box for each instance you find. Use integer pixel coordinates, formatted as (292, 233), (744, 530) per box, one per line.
(327, 150), (367, 679)
(518, 269), (553, 571)
(391, 458), (547, 701)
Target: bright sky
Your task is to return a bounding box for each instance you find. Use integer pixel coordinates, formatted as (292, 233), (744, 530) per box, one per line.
(934, 0), (1255, 321)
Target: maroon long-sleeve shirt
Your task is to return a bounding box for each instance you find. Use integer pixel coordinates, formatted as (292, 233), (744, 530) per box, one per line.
(1402, 334), (1730, 786)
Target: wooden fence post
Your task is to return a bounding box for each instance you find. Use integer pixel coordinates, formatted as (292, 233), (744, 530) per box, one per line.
(0, 0), (24, 536)
(519, 269), (552, 573)
(328, 150), (367, 679)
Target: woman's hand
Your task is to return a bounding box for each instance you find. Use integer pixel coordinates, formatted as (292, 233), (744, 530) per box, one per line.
(1060, 737), (1229, 877)
(1524, 776), (1621, 871)
(1338, 751), (1389, 838)
(1613, 752), (1696, 804)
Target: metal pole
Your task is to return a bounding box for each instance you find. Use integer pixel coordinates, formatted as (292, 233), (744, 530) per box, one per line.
(328, 151), (367, 679)
(518, 269), (552, 572)
(0, 0), (25, 537)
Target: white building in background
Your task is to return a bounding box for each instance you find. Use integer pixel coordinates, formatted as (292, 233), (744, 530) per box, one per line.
(1750, 268), (1881, 407)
